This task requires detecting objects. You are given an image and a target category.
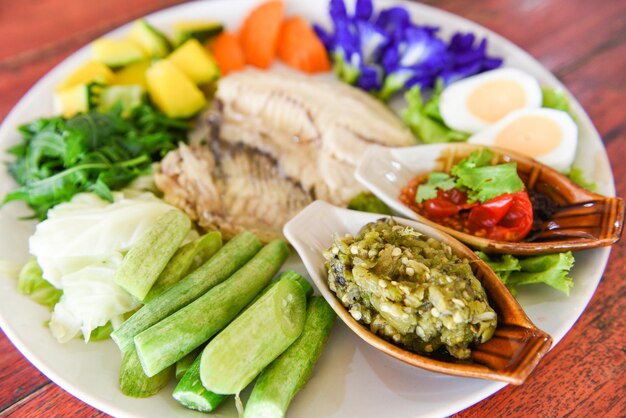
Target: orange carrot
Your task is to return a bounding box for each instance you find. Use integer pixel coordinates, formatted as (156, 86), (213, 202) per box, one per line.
(212, 31), (246, 75)
(277, 17), (330, 73)
(239, 1), (285, 69)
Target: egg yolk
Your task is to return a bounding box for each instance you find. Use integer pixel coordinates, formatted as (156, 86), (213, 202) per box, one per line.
(494, 115), (562, 157)
(467, 79), (526, 123)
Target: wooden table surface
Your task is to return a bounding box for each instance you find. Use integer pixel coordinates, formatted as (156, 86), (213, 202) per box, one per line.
(0, 0), (624, 417)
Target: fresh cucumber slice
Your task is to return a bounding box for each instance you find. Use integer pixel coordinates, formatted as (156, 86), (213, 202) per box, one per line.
(53, 82), (103, 117)
(199, 278), (307, 395)
(97, 85), (145, 114)
(92, 38), (145, 68)
(128, 19), (171, 58)
(173, 20), (224, 45)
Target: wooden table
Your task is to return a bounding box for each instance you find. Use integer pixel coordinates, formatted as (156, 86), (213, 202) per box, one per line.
(0, 0), (624, 416)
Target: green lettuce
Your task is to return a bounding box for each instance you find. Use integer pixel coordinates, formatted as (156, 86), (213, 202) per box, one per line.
(17, 257), (62, 309)
(541, 86), (573, 117)
(477, 251), (575, 295)
(347, 192), (392, 215)
(402, 83), (470, 144)
(567, 166), (598, 192)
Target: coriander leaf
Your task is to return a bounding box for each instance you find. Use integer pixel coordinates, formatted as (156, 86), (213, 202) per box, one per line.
(402, 85), (470, 144)
(416, 172), (456, 202)
(567, 166), (597, 192)
(453, 162), (524, 203)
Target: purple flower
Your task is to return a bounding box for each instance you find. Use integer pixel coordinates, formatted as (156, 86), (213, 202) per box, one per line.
(315, 0), (503, 97)
(440, 33), (503, 84)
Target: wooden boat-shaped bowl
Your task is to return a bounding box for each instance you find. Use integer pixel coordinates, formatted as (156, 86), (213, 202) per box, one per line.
(284, 200), (552, 384)
(356, 143), (624, 255)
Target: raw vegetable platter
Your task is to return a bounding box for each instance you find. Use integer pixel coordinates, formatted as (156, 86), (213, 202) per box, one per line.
(0, 0), (615, 417)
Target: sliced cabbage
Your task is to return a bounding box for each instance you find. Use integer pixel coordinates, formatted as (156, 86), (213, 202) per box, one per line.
(29, 191), (185, 343)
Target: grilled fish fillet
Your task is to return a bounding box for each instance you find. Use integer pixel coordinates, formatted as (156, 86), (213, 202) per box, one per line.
(156, 69), (416, 240)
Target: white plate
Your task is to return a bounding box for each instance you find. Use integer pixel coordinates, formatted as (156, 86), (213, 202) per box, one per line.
(0, 1), (614, 417)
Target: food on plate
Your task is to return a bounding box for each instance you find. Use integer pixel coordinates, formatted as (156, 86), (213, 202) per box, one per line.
(314, 0), (502, 97)
(212, 31), (246, 75)
(402, 67), (579, 172)
(468, 108), (578, 172)
(128, 19), (172, 59)
(174, 354), (227, 412)
(277, 17), (331, 74)
(402, 82), (471, 144)
(27, 192), (189, 342)
(244, 296), (335, 418)
(239, 1), (285, 69)
(113, 209), (191, 300)
(144, 231), (222, 303)
(119, 348), (173, 398)
(111, 60), (150, 88)
(92, 37), (145, 68)
(167, 38), (220, 85)
(439, 68), (542, 133)
(146, 60), (207, 118)
(477, 251), (574, 295)
(323, 218), (497, 360)
(155, 141), (313, 243)
(55, 60), (115, 91)
(208, 1), (330, 74)
(173, 270), (314, 412)
(17, 257), (63, 309)
(348, 192), (392, 215)
(111, 231), (262, 353)
(172, 20), (224, 45)
(401, 149), (534, 242)
(134, 240), (290, 377)
(199, 277), (306, 395)
(2, 103), (188, 219)
(155, 69), (415, 241)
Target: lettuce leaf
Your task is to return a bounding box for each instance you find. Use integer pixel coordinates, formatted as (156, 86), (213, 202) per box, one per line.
(541, 86), (573, 117)
(17, 257), (62, 310)
(402, 83), (470, 144)
(477, 251), (575, 295)
(567, 166), (598, 192)
(347, 192), (392, 215)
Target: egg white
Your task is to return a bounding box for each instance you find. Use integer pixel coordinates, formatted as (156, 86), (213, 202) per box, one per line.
(468, 107), (578, 172)
(439, 68), (543, 133)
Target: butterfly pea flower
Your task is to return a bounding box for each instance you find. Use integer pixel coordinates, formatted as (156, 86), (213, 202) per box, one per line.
(379, 26), (448, 100)
(440, 33), (503, 84)
(314, 0), (390, 90)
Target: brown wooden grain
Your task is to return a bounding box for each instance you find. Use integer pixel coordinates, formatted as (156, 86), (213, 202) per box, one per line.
(0, 0), (624, 417)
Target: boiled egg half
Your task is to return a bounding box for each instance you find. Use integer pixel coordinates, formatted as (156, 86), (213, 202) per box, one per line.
(468, 107), (578, 172)
(439, 68), (542, 133)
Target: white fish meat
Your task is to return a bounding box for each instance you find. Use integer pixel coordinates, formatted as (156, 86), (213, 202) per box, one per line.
(156, 69), (416, 240)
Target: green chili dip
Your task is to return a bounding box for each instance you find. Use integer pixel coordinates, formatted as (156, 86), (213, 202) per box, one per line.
(323, 218), (497, 360)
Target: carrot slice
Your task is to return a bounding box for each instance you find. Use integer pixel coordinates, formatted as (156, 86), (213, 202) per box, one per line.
(212, 31), (246, 75)
(239, 1), (285, 69)
(278, 17), (330, 73)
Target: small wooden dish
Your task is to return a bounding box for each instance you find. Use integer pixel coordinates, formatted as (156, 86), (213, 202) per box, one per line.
(284, 200), (552, 384)
(356, 143), (624, 255)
